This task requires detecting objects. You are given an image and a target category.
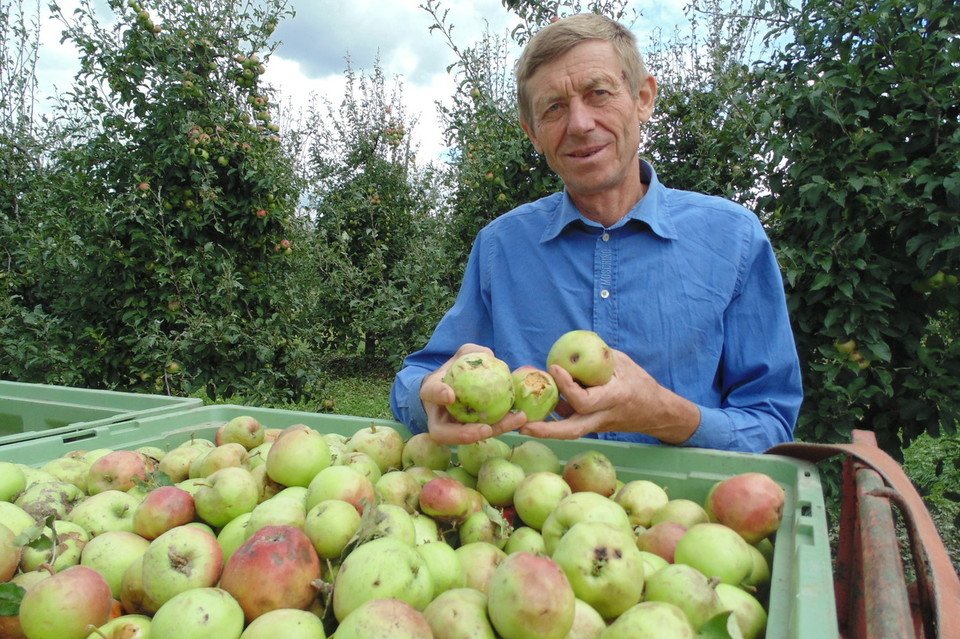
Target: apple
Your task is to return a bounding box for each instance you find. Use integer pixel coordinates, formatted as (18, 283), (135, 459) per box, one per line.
(246, 441), (272, 470)
(67, 489), (141, 536)
(635, 521), (688, 563)
(562, 449), (617, 496)
(457, 438), (511, 476)
(419, 476), (473, 523)
(643, 563), (725, 629)
(567, 598), (607, 638)
(158, 444), (208, 483)
(334, 597), (434, 638)
(411, 511), (442, 544)
(507, 439), (560, 475)
(189, 442), (250, 479)
(39, 457), (89, 493)
(219, 416), (265, 450)
(600, 601), (697, 638)
(87, 450), (151, 494)
(423, 587), (496, 638)
(141, 524), (224, 611)
(266, 424), (332, 487)
(540, 491), (630, 555)
(443, 465), (477, 489)
(340, 450), (383, 483)
(0, 461), (26, 501)
(133, 485), (196, 539)
(743, 542), (772, 591)
(347, 423), (405, 474)
(193, 466), (260, 527)
(401, 432), (452, 470)
(614, 479), (670, 528)
(149, 587), (245, 639)
(376, 470), (423, 513)
(238, 608), (327, 639)
(458, 509), (510, 548)
(119, 555), (159, 615)
(362, 503), (416, 546)
(475, 457), (525, 507)
(674, 522), (754, 586)
(216, 511), (252, 566)
(305, 465), (376, 515)
(512, 471), (571, 530)
(333, 536), (434, 622)
(416, 540), (466, 597)
(406, 465), (442, 486)
(323, 432), (349, 464)
(551, 520), (645, 619)
(443, 352), (515, 424)
(708, 472), (786, 543)
(503, 525), (545, 555)
(0, 522), (20, 581)
(303, 498), (362, 560)
(546, 330), (614, 386)
(80, 530), (151, 598)
(715, 582), (768, 639)
(650, 498), (710, 528)
(18, 565), (113, 639)
(220, 525), (321, 622)
(14, 480), (84, 522)
(83, 614), (151, 639)
(510, 366), (560, 421)
(19, 519), (89, 572)
(456, 541), (507, 594)
(486, 551), (576, 639)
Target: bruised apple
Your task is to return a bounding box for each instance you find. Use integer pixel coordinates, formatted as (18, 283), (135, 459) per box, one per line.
(443, 352), (515, 424)
(546, 330), (614, 387)
(510, 366), (559, 421)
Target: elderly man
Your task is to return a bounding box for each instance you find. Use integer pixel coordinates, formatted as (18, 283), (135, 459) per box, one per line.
(390, 13), (802, 453)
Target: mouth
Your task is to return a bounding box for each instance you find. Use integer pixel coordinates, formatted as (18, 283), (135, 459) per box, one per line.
(565, 144), (606, 159)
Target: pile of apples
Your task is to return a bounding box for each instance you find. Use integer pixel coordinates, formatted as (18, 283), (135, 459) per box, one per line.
(0, 415), (785, 639)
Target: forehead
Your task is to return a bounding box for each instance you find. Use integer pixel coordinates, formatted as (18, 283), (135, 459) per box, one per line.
(527, 40), (625, 102)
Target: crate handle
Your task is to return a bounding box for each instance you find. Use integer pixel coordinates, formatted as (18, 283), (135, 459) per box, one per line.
(767, 430), (960, 639)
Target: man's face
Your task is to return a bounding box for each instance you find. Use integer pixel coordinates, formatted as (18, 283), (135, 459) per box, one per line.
(521, 39), (656, 203)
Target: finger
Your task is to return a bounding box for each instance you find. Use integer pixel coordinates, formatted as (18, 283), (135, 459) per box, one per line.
(519, 415), (590, 440)
(429, 420), (494, 446)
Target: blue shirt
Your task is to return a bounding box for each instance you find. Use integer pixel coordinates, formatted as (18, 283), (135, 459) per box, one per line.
(390, 161), (802, 453)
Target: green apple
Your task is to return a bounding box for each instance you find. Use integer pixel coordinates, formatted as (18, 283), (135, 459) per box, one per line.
(67, 489), (141, 536)
(194, 466), (259, 528)
(0, 462), (26, 501)
(150, 587), (244, 639)
(80, 530), (150, 598)
(265, 424), (331, 487)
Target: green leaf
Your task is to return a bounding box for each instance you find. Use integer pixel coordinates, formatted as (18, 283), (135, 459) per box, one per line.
(698, 611), (744, 639)
(0, 583), (25, 617)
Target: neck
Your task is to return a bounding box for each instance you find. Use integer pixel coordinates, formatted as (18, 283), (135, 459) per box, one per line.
(569, 177), (647, 228)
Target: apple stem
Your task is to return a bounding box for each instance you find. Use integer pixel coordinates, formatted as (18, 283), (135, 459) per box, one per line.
(87, 625), (109, 639)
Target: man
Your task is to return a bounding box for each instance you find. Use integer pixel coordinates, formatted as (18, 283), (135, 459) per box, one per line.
(390, 13), (802, 453)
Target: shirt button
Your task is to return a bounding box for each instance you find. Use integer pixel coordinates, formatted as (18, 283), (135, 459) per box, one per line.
(600, 289), (610, 299)
(601, 233), (610, 242)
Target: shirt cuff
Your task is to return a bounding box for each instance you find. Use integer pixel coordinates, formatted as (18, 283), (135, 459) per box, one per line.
(680, 405), (736, 451)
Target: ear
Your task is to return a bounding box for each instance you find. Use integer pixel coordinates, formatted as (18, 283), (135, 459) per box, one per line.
(521, 119), (542, 153)
(636, 74), (658, 124)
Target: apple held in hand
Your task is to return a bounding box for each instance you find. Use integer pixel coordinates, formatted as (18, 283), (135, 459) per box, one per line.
(510, 366), (559, 421)
(546, 330), (614, 387)
(443, 352), (515, 424)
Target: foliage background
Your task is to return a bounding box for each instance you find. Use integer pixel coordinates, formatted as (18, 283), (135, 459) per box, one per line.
(1, 0), (958, 554)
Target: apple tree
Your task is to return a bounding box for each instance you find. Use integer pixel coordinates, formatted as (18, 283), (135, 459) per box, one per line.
(297, 61), (453, 363)
(6, 0), (320, 400)
(753, 0), (960, 451)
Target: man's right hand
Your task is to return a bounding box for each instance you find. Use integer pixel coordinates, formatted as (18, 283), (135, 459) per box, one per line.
(419, 344), (527, 445)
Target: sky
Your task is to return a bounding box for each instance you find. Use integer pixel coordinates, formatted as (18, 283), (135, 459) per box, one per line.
(31, 0), (690, 162)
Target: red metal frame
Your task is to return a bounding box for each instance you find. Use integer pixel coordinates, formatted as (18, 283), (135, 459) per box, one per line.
(768, 430), (960, 639)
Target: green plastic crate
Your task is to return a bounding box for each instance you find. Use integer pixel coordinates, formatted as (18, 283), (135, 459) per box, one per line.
(0, 403), (838, 639)
(0, 381), (202, 446)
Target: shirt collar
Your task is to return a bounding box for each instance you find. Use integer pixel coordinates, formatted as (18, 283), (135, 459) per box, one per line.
(540, 159), (679, 242)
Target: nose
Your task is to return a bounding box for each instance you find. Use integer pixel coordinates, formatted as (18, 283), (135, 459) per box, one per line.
(566, 98), (595, 135)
